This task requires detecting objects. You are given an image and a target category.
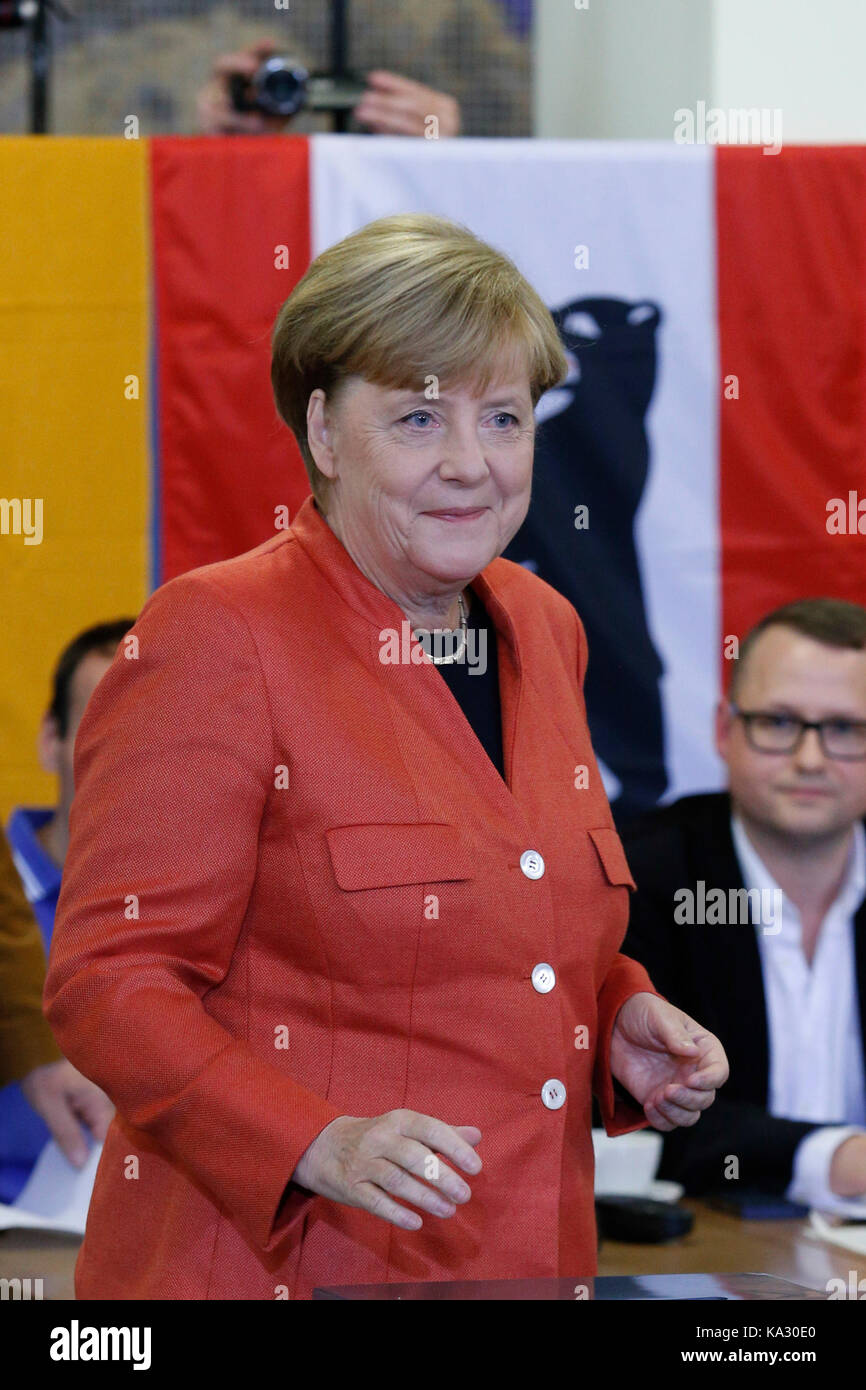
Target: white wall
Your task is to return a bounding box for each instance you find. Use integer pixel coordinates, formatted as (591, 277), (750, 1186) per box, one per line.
(711, 0), (866, 142)
(534, 0), (711, 139)
(535, 0), (866, 141)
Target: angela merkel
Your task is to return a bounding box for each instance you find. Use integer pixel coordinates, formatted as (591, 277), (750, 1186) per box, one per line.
(45, 213), (728, 1299)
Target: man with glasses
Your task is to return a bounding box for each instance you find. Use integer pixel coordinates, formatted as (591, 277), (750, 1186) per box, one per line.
(621, 598), (866, 1211)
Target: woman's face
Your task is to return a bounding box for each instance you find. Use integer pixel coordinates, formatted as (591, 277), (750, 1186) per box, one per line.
(307, 367), (536, 600)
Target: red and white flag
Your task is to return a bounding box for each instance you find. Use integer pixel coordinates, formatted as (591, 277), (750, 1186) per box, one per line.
(151, 136), (866, 814)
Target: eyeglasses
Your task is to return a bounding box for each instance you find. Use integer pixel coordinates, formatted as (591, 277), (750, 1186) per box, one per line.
(729, 703), (866, 760)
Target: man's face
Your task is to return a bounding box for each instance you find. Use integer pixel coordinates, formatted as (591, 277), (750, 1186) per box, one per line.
(40, 650), (115, 798)
(716, 625), (866, 842)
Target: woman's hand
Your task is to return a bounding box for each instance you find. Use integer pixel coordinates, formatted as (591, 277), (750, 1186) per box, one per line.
(610, 992), (729, 1131)
(291, 1109), (482, 1229)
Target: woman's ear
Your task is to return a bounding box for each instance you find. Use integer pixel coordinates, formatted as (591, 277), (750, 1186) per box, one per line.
(307, 389), (336, 480)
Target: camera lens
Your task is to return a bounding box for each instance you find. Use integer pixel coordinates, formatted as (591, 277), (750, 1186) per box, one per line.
(253, 57), (308, 118)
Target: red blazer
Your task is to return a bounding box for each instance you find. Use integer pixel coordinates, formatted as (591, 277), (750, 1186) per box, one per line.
(45, 494), (660, 1300)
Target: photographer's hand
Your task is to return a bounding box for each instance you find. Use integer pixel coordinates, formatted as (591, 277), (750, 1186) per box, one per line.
(196, 38), (294, 135)
(354, 70), (461, 137)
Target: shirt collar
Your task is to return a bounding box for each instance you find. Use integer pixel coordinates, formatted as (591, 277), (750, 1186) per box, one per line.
(731, 809), (866, 929)
(5, 806), (63, 904)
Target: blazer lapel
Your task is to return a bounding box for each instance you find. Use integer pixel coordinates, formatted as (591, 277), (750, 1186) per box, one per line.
(687, 794), (770, 1106)
(291, 494), (528, 818)
(853, 878), (866, 1084)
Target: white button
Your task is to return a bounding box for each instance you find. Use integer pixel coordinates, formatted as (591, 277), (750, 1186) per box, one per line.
(531, 963), (556, 994)
(541, 1079), (566, 1110)
(520, 850), (545, 879)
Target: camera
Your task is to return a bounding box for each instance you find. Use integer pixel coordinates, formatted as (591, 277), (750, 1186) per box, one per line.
(0, 0), (70, 29)
(229, 54), (367, 120)
(0, 1), (40, 25)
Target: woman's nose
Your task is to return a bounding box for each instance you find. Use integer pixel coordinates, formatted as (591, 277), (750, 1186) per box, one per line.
(439, 429), (489, 480)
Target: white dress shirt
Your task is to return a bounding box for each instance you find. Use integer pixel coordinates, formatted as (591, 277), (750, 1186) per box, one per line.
(730, 813), (866, 1213)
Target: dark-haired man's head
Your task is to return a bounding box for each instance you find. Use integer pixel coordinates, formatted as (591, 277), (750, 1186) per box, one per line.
(716, 598), (866, 846)
(37, 619), (136, 861)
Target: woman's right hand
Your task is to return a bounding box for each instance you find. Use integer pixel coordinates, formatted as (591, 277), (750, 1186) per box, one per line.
(290, 1110), (482, 1230)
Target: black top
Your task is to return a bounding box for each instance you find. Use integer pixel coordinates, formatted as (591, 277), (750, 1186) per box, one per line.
(430, 586), (504, 781)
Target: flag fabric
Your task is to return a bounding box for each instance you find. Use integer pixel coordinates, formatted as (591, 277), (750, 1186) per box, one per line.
(3, 134), (865, 819)
(150, 135), (866, 816)
(0, 138), (150, 817)
(308, 137), (719, 812)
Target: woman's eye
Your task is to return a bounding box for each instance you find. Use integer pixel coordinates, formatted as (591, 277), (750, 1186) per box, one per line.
(399, 410), (519, 429)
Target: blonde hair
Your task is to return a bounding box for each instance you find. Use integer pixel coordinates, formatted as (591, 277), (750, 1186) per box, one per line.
(270, 213), (568, 508)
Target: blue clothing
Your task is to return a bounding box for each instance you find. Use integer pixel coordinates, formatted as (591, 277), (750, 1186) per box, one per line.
(6, 808), (61, 949)
(0, 808), (62, 1203)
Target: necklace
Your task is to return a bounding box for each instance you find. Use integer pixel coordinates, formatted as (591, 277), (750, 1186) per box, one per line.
(413, 592), (468, 665)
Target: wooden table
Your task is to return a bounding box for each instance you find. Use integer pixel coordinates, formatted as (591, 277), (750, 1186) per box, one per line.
(0, 1228), (80, 1300)
(1, 1201), (863, 1298)
(597, 1199), (866, 1295)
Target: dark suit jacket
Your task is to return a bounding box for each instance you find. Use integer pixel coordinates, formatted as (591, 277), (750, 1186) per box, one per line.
(620, 791), (866, 1195)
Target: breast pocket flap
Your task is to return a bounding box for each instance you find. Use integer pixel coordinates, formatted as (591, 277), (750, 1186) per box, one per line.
(588, 826), (637, 890)
(325, 822), (473, 891)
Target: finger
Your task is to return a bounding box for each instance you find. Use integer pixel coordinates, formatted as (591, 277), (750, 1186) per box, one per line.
(213, 52), (263, 79)
(662, 1083), (716, 1112)
(683, 1064), (727, 1088)
(388, 1137), (473, 1204)
(40, 1096), (90, 1166)
(354, 100), (424, 136)
(74, 1087), (114, 1143)
(370, 1157), (458, 1218)
(197, 85), (269, 134)
(196, 81), (229, 114)
(662, 1024), (702, 1055)
(398, 1113), (482, 1174)
(453, 1125), (483, 1146)
(243, 39), (280, 58)
(650, 1094), (702, 1127)
(637, 1009), (704, 1058)
(679, 1015), (719, 1049)
(362, 74), (457, 134)
(682, 1035), (729, 1082)
(212, 44), (281, 79)
(196, 102), (223, 134)
(363, 70), (421, 93)
(353, 1178), (424, 1230)
(643, 1103), (675, 1133)
(356, 91), (431, 122)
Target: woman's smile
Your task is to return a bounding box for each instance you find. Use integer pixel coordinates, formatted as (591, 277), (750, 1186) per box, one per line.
(423, 506), (489, 521)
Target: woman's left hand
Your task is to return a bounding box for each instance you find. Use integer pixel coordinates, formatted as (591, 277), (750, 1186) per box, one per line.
(609, 992), (729, 1132)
